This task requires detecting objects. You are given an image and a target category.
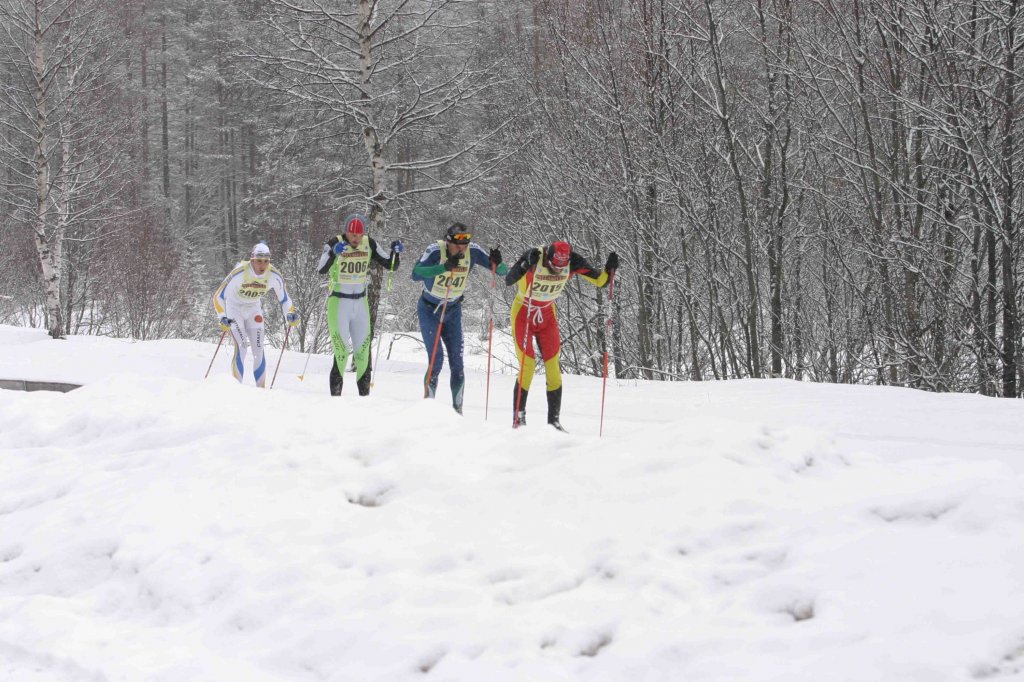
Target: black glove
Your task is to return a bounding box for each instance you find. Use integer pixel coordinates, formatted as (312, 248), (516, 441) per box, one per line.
(526, 249), (540, 267)
(444, 251), (464, 270)
(489, 248), (502, 266)
(605, 252), (619, 273)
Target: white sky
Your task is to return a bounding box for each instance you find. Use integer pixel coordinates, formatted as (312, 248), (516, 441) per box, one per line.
(2, 324), (1024, 681)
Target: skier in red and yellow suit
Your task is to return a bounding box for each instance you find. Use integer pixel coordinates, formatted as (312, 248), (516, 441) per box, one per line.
(504, 241), (619, 431)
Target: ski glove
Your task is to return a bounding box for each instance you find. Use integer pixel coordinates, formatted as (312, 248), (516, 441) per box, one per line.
(390, 239), (405, 254)
(333, 241), (348, 255)
(286, 312), (300, 327)
(219, 316), (232, 332)
(444, 251), (464, 270)
(490, 248), (502, 266)
(605, 252), (620, 273)
(526, 249), (540, 267)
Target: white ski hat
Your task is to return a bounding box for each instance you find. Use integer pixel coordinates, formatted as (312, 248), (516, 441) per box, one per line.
(251, 242), (271, 259)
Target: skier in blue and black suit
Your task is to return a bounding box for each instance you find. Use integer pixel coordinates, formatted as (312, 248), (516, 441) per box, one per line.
(411, 222), (507, 414)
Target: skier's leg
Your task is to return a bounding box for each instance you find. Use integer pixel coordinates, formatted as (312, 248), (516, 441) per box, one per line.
(248, 310), (268, 388)
(417, 297), (443, 398)
(535, 312), (563, 426)
(327, 296), (349, 395)
(510, 298), (536, 424)
(225, 304), (248, 383)
(351, 298), (373, 396)
(441, 303), (465, 413)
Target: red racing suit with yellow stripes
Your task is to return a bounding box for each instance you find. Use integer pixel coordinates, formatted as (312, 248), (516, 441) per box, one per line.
(503, 246), (610, 424)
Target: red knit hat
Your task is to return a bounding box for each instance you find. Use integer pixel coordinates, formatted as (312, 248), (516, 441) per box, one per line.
(343, 213), (367, 236)
(547, 241), (571, 268)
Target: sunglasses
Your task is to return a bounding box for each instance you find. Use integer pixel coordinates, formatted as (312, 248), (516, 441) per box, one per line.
(251, 258), (270, 264)
(448, 232), (472, 244)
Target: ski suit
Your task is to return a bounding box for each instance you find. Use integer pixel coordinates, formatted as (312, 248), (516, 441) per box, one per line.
(212, 261), (295, 387)
(411, 240), (506, 412)
(504, 246), (610, 426)
(317, 235), (399, 396)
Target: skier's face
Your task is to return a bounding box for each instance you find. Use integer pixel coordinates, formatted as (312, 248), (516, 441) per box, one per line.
(344, 232), (362, 248)
(251, 258), (270, 275)
(446, 241), (468, 257)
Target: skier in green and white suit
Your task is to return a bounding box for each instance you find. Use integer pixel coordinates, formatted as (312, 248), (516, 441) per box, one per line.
(317, 213), (403, 396)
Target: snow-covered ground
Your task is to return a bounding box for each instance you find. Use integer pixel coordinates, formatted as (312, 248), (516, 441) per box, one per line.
(2, 323), (1024, 681)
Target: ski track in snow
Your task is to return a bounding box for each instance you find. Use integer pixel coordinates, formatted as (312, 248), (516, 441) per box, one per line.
(2, 325), (1024, 680)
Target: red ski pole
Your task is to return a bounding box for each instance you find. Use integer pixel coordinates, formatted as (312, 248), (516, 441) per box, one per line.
(485, 260), (497, 420)
(204, 330), (227, 379)
(599, 270), (616, 437)
(424, 275), (455, 398)
(270, 324), (291, 389)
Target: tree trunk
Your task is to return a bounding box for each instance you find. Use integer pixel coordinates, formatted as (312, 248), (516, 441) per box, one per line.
(160, 20), (171, 204)
(1000, 0), (1019, 397)
(31, 1), (63, 338)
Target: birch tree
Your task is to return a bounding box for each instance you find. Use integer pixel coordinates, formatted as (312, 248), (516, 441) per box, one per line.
(244, 0), (509, 231)
(0, 0), (126, 338)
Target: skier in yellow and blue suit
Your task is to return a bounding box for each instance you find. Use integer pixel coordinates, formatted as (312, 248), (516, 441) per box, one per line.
(212, 242), (298, 387)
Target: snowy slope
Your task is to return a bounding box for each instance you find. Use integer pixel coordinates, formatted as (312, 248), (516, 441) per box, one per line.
(2, 325), (1024, 681)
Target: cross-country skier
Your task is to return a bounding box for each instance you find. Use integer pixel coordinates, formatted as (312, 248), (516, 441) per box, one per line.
(504, 241), (619, 430)
(411, 222), (507, 414)
(212, 242), (299, 388)
(317, 213), (404, 396)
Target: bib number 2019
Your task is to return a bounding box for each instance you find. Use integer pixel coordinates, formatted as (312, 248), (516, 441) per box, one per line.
(532, 283), (560, 295)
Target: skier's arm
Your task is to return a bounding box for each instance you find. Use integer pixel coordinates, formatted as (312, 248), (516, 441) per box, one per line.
(571, 251), (611, 288)
(269, 268), (296, 316)
(469, 243), (508, 277)
(504, 248), (538, 285)
(212, 265), (243, 317)
(411, 245), (445, 283)
(368, 237), (399, 269)
(317, 236), (340, 275)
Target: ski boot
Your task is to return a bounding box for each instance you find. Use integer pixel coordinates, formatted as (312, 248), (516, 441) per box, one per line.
(424, 373), (438, 399)
(547, 387), (567, 433)
(452, 378), (464, 415)
(357, 369), (371, 397)
(329, 363), (343, 396)
(513, 383), (528, 428)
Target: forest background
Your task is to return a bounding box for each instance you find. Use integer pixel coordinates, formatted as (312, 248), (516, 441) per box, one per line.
(1, 0), (1022, 397)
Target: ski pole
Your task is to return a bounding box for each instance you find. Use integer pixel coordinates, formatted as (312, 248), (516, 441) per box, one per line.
(484, 260), (497, 421)
(204, 330), (227, 378)
(298, 287), (332, 381)
(513, 268), (536, 428)
(424, 275), (455, 398)
(371, 252), (398, 388)
(599, 270), (616, 437)
(270, 324), (291, 389)
(297, 347), (315, 381)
